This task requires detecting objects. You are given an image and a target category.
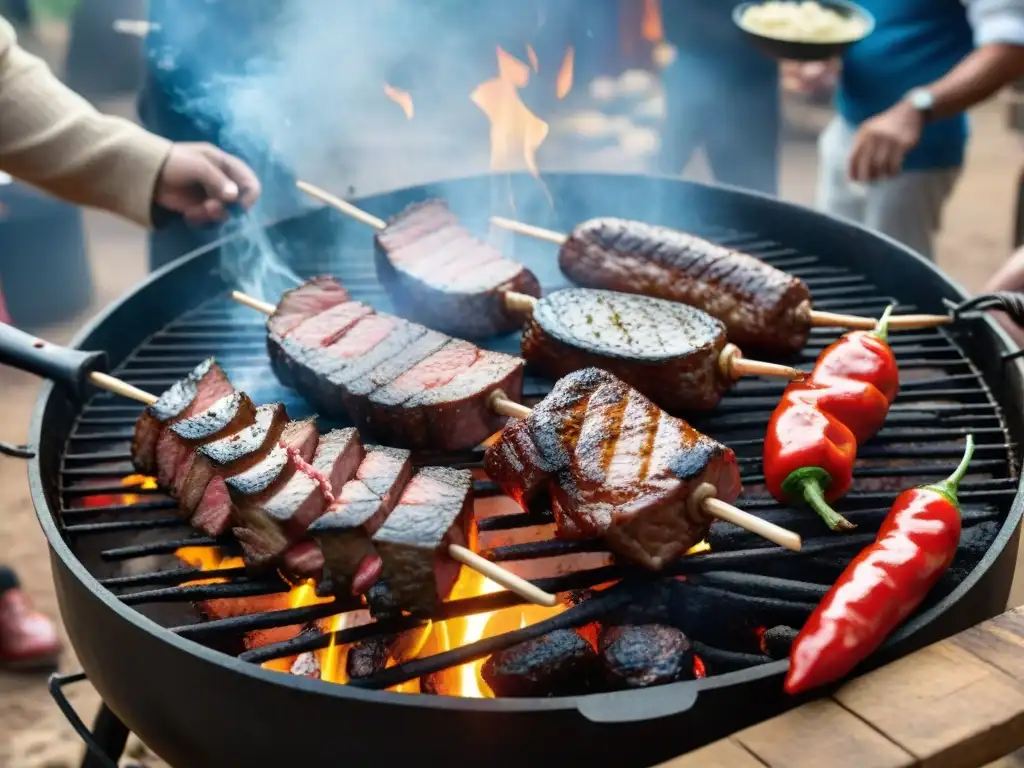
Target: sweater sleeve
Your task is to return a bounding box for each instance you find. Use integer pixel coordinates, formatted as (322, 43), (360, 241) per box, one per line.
(0, 16), (173, 228)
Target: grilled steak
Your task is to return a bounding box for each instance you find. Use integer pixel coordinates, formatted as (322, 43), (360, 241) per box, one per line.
(269, 276), (351, 338)
(598, 624), (691, 689)
(484, 368), (742, 570)
(180, 403), (288, 530)
(131, 358), (233, 474)
(374, 199), (541, 339)
(522, 288), (730, 412)
(229, 445), (302, 565)
(154, 392), (257, 490)
(266, 277), (524, 451)
(481, 629), (597, 697)
(309, 427), (364, 492)
(281, 540), (326, 580)
(308, 446), (413, 597)
(559, 218), (813, 354)
(372, 466), (473, 616)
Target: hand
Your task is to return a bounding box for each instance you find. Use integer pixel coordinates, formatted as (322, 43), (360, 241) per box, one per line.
(847, 102), (924, 183)
(154, 142), (261, 225)
(780, 59), (839, 95)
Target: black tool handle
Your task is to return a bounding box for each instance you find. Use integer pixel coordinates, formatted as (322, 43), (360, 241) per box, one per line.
(948, 292), (1024, 326)
(0, 323), (106, 400)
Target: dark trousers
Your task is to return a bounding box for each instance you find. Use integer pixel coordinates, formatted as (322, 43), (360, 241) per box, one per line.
(659, 58), (781, 197)
(0, 566), (18, 594)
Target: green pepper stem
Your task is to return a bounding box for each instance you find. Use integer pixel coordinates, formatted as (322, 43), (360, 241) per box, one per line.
(781, 466), (856, 532)
(926, 434), (975, 506)
(871, 304), (895, 343)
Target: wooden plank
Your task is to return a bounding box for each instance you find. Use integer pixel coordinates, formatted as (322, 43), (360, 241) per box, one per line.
(734, 699), (915, 768)
(984, 748), (1024, 768)
(951, 609), (1024, 685)
(835, 641), (1024, 768)
(656, 738), (768, 768)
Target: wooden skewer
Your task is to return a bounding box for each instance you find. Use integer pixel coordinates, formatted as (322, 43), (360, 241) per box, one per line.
(86, 364), (558, 608)
(231, 290), (802, 554)
(293, 182), (801, 383)
(487, 216), (953, 332)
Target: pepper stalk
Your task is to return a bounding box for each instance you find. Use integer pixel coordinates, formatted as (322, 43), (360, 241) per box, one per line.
(923, 434), (975, 507)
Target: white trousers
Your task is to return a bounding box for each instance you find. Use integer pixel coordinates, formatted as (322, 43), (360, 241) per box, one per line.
(816, 116), (962, 260)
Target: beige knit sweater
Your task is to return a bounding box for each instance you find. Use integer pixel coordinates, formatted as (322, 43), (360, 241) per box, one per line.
(0, 16), (172, 227)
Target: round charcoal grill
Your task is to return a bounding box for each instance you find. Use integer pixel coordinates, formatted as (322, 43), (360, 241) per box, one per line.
(17, 173), (1024, 768)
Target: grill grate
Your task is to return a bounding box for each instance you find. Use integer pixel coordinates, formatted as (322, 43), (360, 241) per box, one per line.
(55, 222), (1019, 691)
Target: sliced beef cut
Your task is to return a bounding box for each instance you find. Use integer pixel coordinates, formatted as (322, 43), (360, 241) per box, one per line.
(374, 199), (541, 339)
(268, 276), (351, 339)
(154, 392), (257, 490)
(280, 418), (318, 463)
(180, 403), (288, 518)
(484, 368), (742, 570)
(598, 624), (691, 689)
(363, 339), (523, 451)
(228, 445), (301, 563)
(285, 301), (375, 350)
(309, 427), (363, 493)
(266, 278), (525, 451)
(481, 629), (597, 697)
(521, 288), (730, 412)
(281, 540), (326, 580)
(559, 218), (813, 355)
(372, 467), (473, 616)
(131, 358), (233, 474)
(308, 446), (413, 597)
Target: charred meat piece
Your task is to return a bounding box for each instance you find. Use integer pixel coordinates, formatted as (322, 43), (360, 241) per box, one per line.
(481, 629), (597, 697)
(484, 368), (742, 570)
(374, 199), (541, 339)
(281, 540), (326, 580)
(154, 392), (257, 490)
(180, 403), (288, 527)
(131, 358), (233, 474)
(522, 288), (730, 412)
(308, 446), (413, 597)
(598, 624), (691, 689)
(347, 636), (391, 680)
(372, 467), (474, 616)
(228, 445), (302, 566)
(559, 218), (813, 355)
(266, 278), (524, 451)
(309, 427), (364, 492)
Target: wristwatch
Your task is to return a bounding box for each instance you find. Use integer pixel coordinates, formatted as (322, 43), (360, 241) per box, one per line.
(905, 87), (936, 124)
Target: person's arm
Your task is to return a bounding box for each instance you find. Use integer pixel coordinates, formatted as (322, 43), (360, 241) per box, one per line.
(984, 245), (1024, 347)
(0, 16), (171, 227)
(849, 0), (1024, 181)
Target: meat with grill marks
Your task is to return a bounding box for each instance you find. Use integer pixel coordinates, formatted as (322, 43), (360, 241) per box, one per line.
(184, 403), (289, 536)
(484, 368), (742, 570)
(559, 218), (813, 355)
(372, 466), (474, 616)
(266, 277), (524, 451)
(154, 391), (258, 490)
(522, 287), (731, 412)
(308, 445), (413, 598)
(374, 199), (541, 339)
(131, 358), (233, 474)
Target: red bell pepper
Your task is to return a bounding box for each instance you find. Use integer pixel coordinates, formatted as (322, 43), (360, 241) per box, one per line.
(763, 307), (899, 530)
(784, 435), (974, 694)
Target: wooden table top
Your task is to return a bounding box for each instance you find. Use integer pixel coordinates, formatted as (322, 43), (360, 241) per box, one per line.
(660, 607), (1024, 768)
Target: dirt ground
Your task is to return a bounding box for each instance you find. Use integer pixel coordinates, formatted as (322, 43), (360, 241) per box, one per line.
(1, 38), (1024, 768)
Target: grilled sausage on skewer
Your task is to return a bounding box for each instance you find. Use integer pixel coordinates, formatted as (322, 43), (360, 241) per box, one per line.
(559, 218), (813, 355)
(374, 199), (541, 339)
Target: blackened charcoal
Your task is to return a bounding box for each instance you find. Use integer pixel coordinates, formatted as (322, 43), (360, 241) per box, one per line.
(761, 626), (798, 660)
(599, 624), (692, 689)
(481, 629), (598, 697)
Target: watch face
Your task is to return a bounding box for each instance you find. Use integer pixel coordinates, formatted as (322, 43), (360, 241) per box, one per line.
(910, 89), (934, 111)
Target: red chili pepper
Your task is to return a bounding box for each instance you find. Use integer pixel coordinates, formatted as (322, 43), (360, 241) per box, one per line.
(784, 435), (974, 695)
(763, 307), (900, 530)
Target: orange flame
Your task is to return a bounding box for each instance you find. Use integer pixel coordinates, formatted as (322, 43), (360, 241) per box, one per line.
(641, 0), (664, 42)
(470, 46), (549, 178)
(525, 43), (539, 72)
(383, 82), (414, 120)
(555, 46), (574, 100)
(693, 654), (706, 679)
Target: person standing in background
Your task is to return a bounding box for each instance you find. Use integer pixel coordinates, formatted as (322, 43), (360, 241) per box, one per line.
(787, 0), (1024, 260)
(659, 0), (782, 195)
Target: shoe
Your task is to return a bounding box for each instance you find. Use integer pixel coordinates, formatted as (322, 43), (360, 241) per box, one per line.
(0, 589), (62, 671)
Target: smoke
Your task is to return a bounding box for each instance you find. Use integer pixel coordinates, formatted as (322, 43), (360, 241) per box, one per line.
(145, 1), (586, 302)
